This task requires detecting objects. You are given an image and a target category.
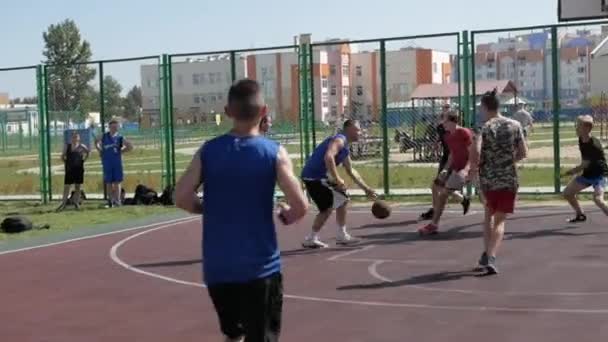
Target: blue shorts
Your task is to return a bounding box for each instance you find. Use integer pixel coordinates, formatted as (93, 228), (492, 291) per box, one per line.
(576, 176), (606, 191)
(103, 164), (124, 183)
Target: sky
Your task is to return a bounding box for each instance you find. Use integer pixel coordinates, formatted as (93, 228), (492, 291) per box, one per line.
(0, 0), (581, 98)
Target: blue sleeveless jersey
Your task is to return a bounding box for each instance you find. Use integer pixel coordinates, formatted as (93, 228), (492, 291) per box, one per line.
(200, 134), (280, 285)
(301, 134), (349, 180)
(101, 133), (123, 167)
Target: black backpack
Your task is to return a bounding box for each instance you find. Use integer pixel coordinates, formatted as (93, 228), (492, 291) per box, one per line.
(159, 185), (175, 206)
(1, 216), (52, 234)
(134, 184), (158, 205)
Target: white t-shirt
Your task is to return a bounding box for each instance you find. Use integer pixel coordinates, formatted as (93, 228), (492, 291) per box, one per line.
(513, 110), (533, 128)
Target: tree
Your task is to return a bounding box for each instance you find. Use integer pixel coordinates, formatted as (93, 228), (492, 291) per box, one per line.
(122, 86), (142, 121)
(43, 19), (96, 121)
(102, 76), (123, 120)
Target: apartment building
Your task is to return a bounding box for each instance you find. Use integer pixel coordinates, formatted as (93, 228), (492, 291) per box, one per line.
(590, 37), (608, 97)
(140, 40), (452, 127)
(0, 93), (8, 107)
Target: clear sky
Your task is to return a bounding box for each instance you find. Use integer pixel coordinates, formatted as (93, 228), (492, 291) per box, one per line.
(0, 0), (573, 97)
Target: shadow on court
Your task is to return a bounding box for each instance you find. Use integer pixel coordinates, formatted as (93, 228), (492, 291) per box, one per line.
(337, 270), (481, 291)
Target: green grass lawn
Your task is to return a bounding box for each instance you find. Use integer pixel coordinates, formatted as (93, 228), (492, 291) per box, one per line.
(0, 201), (180, 241)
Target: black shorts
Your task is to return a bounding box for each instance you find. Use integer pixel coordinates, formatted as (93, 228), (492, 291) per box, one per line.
(303, 179), (349, 212)
(64, 167), (84, 185)
(207, 272), (283, 342)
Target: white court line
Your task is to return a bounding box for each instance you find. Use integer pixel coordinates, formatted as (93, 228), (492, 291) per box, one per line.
(0, 216), (199, 256)
(109, 222), (608, 314)
(326, 245), (377, 261)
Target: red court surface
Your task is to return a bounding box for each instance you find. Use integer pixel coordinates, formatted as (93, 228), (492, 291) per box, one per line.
(1, 206), (608, 341)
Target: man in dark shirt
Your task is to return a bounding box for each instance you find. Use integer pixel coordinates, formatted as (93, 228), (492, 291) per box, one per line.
(562, 115), (608, 222)
(420, 105), (470, 220)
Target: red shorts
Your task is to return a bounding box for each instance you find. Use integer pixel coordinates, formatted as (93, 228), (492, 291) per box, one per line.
(483, 190), (517, 215)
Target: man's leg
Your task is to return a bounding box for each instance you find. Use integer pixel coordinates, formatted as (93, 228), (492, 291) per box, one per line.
(592, 185), (608, 216)
(474, 204), (493, 271)
(208, 283), (245, 341)
(241, 273), (283, 342)
(73, 184), (82, 209)
(57, 184), (71, 212)
(485, 211), (507, 274)
(563, 177), (589, 222)
(302, 181), (334, 248)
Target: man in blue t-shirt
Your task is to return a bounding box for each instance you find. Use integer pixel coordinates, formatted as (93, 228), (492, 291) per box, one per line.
(301, 120), (377, 249)
(175, 79), (308, 342)
(95, 119), (133, 208)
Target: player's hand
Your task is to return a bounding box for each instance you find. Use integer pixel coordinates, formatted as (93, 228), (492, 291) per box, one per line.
(277, 202), (294, 226)
(335, 177), (347, 192)
(365, 188), (377, 200)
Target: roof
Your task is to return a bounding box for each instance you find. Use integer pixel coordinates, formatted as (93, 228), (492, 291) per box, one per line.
(411, 80), (518, 99)
(591, 36), (608, 58)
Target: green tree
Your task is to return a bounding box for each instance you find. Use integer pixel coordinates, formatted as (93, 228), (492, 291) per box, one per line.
(122, 85), (142, 121)
(43, 19), (96, 121)
(102, 76), (123, 120)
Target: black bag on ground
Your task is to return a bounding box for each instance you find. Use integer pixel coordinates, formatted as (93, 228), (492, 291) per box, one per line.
(159, 185), (175, 206)
(67, 189), (86, 205)
(134, 184), (158, 205)
(1, 216), (33, 234)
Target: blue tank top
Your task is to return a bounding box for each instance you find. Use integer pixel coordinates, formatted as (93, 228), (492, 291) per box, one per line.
(301, 134), (349, 180)
(200, 134), (280, 285)
(101, 133), (123, 166)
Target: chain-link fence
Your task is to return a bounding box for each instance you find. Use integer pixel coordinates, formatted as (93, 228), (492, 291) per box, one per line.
(2, 22), (608, 202)
(0, 66), (43, 199)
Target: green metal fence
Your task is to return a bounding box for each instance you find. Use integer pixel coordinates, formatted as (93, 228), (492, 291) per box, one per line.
(1, 21), (607, 202)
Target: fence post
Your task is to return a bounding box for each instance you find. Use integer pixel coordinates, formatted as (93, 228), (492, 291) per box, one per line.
(551, 26), (561, 194)
(469, 32), (476, 128)
(36, 65), (49, 204)
(167, 55), (176, 186)
(230, 51), (237, 83)
(298, 35), (311, 161)
(160, 54), (172, 189)
(380, 40), (389, 196)
(308, 43), (317, 148)
(99, 61), (108, 201)
(43, 66), (53, 201)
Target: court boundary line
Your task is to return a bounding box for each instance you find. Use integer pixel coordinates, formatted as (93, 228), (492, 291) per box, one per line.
(109, 218), (608, 314)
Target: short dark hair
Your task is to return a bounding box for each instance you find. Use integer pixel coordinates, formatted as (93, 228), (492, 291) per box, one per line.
(343, 119), (359, 130)
(109, 119), (119, 125)
(446, 111), (459, 123)
(481, 88), (499, 112)
(228, 79), (263, 121)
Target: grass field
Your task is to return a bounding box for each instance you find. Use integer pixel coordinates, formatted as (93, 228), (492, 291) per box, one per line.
(0, 201), (179, 241)
(1, 123), (602, 197)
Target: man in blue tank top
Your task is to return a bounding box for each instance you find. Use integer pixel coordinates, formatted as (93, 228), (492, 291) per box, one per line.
(301, 120), (377, 248)
(95, 119), (133, 208)
(175, 79), (308, 342)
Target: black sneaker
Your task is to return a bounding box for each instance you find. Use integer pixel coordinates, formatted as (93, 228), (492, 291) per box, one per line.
(484, 256), (499, 275)
(473, 252), (488, 272)
(462, 197), (471, 215)
(568, 214), (587, 223)
(55, 203), (66, 213)
(420, 208), (434, 220)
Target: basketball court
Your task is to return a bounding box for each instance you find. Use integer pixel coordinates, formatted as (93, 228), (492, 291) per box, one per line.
(1, 205), (608, 341)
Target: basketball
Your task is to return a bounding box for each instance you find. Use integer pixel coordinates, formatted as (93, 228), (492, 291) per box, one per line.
(371, 200), (391, 219)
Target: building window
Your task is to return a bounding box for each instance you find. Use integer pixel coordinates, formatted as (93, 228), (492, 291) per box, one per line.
(200, 73), (207, 84)
(356, 86), (363, 96)
(194, 95), (200, 104)
(520, 70), (525, 77)
(193, 74), (200, 85)
(342, 86), (349, 97)
(321, 77), (329, 88)
(487, 72), (496, 79)
(322, 101), (329, 108)
(342, 65), (349, 75)
(330, 85), (337, 96)
(356, 66), (362, 76)
(331, 106), (337, 116)
(209, 73), (215, 84)
(330, 65), (337, 75)
(488, 63), (494, 68)
(578, 67), (586, 74)
(210, 95), (217, 103)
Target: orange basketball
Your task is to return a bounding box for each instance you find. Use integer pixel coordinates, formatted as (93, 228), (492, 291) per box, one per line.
(371, 200), (391, 219)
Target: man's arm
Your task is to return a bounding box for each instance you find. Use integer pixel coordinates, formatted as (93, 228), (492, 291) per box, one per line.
(514, 126), (528, 162)
(95, 136), (102, 154)
(276, 146), (308, 225)
(324, 137), (345, 186)
(82, 145), (90, 161)
(175, 150), (203, 214)
(343, 156), (376, 198)
(122, 138), (134, 153)
(564, 161), (589, 177)
(61, 144), (67, 162)
(468, 131), (482, 179)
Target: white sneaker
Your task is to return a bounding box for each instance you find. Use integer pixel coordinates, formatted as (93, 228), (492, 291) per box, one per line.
(336, 231), (359, 246)
(302, 236), (329, 249)
(224, 337), (244, 342)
